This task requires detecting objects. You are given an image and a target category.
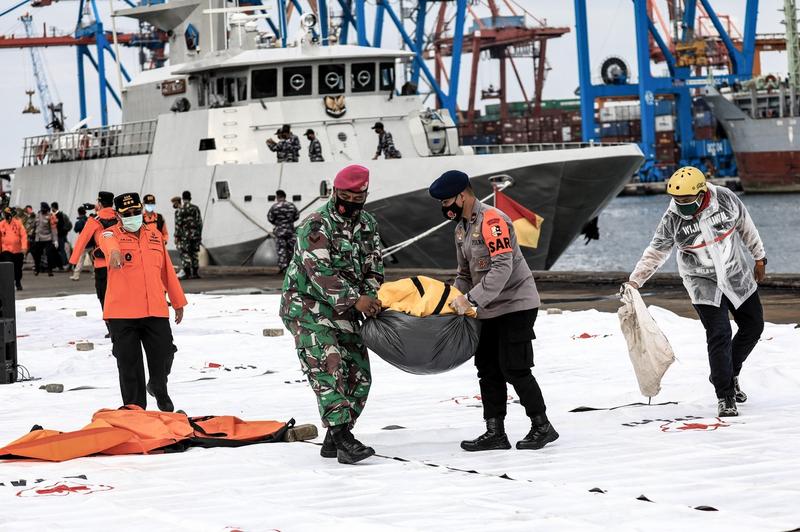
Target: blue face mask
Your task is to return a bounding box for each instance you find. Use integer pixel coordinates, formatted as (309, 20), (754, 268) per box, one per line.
(144, 204), (156, 213)
(121, 214), (143, 232)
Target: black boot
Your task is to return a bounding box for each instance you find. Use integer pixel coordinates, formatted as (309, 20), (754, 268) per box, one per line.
(146, 381), (174, 412)
(717, 396), (738, 417)
(192, 267), (201, 279)
(460, 418), (511, 452)
(320, 428), (337, 458)
(15, 282), (22, 290)
(516, 415), (559, 450)
(733, 376), (747, 403)
(329, 425), (375, 464)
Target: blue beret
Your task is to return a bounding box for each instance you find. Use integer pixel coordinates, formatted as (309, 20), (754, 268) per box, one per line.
(429, 170), (470, 200)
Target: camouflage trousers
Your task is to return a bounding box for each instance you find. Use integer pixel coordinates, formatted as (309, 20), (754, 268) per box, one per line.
(177, 238), (200, 271)
(283, 319), (371, 428)
(275, 234), (296, 271)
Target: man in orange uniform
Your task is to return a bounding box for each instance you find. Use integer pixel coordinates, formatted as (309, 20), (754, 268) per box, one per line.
(99, 192), (187, 412)
(0, 207), (28, 290)
(69, 191), (118, 312)
(143, 194), (169, 243)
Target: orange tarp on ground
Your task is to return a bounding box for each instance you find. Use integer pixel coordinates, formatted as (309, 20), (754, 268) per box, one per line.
(0, 405), (291, 462)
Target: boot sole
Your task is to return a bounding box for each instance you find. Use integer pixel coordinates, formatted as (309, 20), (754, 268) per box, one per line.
(718, 411), (738, 417)
(460, 442), (512, 452)
(516, 430), (560, 450)
(285, 424), (319, 442)
(337, 447), (375, 464)
(320, 448), (338, 458)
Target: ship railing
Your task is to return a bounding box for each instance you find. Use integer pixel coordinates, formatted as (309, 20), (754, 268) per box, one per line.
(21, 120), (158, 166)
(469, 141), (627, 155)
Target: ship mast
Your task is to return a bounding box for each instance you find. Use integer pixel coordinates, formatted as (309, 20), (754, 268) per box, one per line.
(785, 0), (800, 115)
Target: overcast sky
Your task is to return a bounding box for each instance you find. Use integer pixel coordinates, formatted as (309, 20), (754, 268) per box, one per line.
(0, 0), (787, 169)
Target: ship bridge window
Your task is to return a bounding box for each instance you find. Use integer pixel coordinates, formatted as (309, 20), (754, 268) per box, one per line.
(283, 66), (312, 97)
(319, 64), (345, 94)
(211, 76), (247, 106)
(351, 63), (375, 93)
(379, 62), (395, 91)
(251, 68), (277, 99)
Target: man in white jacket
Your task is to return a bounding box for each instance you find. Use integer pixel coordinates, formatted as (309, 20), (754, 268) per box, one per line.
(626, 166), (766, 417)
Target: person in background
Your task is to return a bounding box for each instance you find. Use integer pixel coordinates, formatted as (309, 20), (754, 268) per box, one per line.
(174, 190), (203, 279)
(282, 124), (301, 162)
(429, 170), (557, 452)
(69, 191), (118, 337)
(31, 202), (59, 277)
(0, 207), (28, 290)
(305, 129), (325, 162)
(22, 205), (35, 250)
(371, 122), (402, 159)
(99, 192), (186, 412)
(280, 164), (383, 465)
(50, 201), (72, 270)
(70, 205), (92, 281)
(268, 190), (300, 273)
(143, 194), (169, 243)
(625, 166), (767, 418)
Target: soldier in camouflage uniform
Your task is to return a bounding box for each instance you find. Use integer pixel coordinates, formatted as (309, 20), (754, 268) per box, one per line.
(267, 125), (301, 163)
(304, 129), (324, 162)
(371, 121), (402, 159)
(280, 164), (383, 464)
(267, 189), (299, 272)
(174, 190), (203, 279)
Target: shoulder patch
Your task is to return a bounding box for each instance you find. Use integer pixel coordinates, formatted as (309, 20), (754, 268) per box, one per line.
(481, 211), (512, 257)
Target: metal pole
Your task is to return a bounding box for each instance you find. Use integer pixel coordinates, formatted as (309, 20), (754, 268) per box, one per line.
(410, 0), (428, 85)
(77, 46), (88, 123)
(373, 0), (384, 47)
(354, 0), (367, 46)
(109, 0), (124, 98)
(319, 0), (329, 45)
(634, 0), (655, 164)
(574, 0), (596, 142)
(278, 0), (287, 47)
(448, 0), (466, 121)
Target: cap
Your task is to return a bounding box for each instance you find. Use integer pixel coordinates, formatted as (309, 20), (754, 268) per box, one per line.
(429, 170), (470, 200)
(143, 194), (156, 204)
(304, 129), (315, 136)
(98, 191), (114, 206)
(371, 122), (384, 130)
(182, 190), (192, 200)
(3, 207), (13, 215)
(334, 164), (369, 192)
(114, 192), (143, 213)
(40, 202), (50, 211)
(171, 196), (181, 204)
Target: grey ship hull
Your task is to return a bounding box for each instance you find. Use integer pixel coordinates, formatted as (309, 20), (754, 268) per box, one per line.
(704, 93), (800, 193)
(13, 145), (643, 269)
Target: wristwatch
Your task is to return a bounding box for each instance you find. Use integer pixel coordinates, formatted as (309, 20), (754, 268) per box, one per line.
(466, 293), (478, 307)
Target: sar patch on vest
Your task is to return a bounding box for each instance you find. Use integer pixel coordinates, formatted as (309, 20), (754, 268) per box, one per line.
(481, 213), (512, 257)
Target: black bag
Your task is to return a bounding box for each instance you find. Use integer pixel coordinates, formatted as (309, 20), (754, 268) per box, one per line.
(361, 310), (481, 375)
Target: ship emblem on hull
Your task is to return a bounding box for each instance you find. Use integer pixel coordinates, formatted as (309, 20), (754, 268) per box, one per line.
(324, 95), (346, 118)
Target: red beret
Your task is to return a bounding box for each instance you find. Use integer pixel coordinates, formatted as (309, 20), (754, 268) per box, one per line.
(334, 164), (369, 192)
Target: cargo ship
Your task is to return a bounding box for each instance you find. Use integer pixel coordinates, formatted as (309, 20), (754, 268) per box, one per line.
(703, 86), (800, 193)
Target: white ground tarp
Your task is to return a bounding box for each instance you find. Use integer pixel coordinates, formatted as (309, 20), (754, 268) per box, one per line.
(1, 293), (798, 531)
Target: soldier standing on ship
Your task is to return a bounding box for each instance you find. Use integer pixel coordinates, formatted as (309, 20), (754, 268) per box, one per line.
(305, 129), (324, 162)
(371, 122), (402, 159)
(174, 190), (203, 279)
(268, 190), (300, 273)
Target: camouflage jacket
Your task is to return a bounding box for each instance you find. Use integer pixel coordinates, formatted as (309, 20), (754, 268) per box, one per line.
(269, 135), (301, 163)
(308, 138), (324, 162)
(174, 201), (203, 242)
(375, 131), (402, 159)
(268, 200), (299, 238)
(280, 198), (384, 332)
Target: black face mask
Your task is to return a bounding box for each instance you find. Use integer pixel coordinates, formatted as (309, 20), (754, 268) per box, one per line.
(335, 196), (365, 219)
(4, 215), (11, 221)
(442, 196), (464, 221)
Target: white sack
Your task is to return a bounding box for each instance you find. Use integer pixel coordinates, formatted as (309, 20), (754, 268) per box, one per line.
(618, 285), (676, 397)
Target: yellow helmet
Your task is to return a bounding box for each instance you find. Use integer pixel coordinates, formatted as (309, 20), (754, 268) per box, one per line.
(667, 166), (707, 196)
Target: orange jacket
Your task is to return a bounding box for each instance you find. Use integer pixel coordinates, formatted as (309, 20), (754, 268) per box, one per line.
(98, 222), (187, 320)
(0, 218), (28, 254)
(144, 210), (169, 243)
(69, 207), (118, 268)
